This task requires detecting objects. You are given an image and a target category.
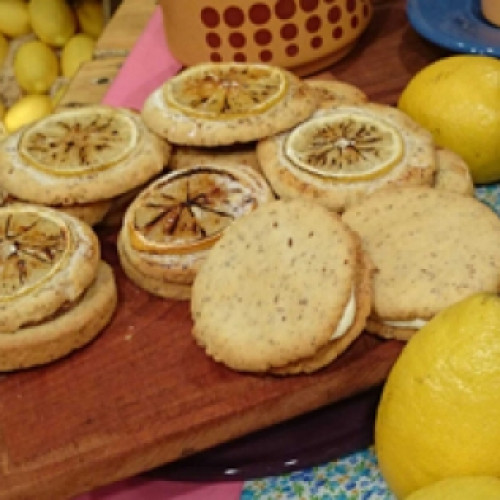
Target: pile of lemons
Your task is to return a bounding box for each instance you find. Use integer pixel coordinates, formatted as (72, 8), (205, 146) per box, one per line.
(0, 0), (105, 134)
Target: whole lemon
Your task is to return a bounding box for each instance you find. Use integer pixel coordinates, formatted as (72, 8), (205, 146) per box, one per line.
(4, 94), (52, 132)
(406, 476), (500, 500)
(61, 33), (95, 79)
(13, 39), (59, 94)
(398, 55), (500, 184)
(0, 0), (31, 38)
(28, 0), (76, 47)
(74, 0), (104, 39)
(374, 292), (500, 499)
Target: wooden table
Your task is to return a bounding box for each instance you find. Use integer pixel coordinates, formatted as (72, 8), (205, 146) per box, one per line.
(0, 2), (448, 499)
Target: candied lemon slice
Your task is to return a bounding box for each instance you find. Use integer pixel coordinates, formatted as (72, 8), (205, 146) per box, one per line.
(18, 106), (138, 176)
(0, 206), (71, 300)
(128, 166), (265, 254)
(285, 113), (404, 181)
(164, 63), (288, 120)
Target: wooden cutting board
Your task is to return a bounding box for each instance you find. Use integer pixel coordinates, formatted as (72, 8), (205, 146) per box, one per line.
(0, 1), (448, 499)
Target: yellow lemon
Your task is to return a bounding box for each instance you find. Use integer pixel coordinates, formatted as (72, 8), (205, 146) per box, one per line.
(28, 0), (76, 47)
(50, 79), (69, 108)
(405, 476), (500, 500)
(0, 0), (31, 37)
(61, 33), (95, 79)
(4, 94), (52, 132)
(374, 292), (500, 499)
(0, 32), (8, 67)
(13, 39), (59, 94)
(398, 55), (500, 184)
(74, 0), (105, 39)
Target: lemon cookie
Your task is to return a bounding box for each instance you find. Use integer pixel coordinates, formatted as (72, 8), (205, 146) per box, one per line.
(118, 164), (275, 300)
(0, 185), (112, 226)
(191, 199), (373, 375)
(342, 186), (500, 340)
(141, 62), (317, 147)
(257, 103), (436, 212)
(0, 204), (116, 370)
(0, 105), (169, 206)
(305, 79), (368, 108)
(0, 261), (117, 371)
(433, 147), (474, 196)
(169, 143), (261, 173)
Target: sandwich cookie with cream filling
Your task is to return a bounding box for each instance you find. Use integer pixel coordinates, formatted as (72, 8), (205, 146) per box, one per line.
(0, 204), (117, 370)
(342, 186), (500, 340)
(191, 198), (373, 375)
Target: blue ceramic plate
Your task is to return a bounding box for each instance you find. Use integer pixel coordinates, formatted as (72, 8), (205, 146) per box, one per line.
(407, 0), (500, 56)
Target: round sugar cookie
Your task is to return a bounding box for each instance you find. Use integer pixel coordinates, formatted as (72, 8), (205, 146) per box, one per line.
(304, 79), (368, 108)
(257, 103), (437, 212)
(169, 144), (261, 173)
(191, 199), (373, 374)
(0, 203), (100, 333)
(0, 105), (169, 206)
(0, 186), (112, 226)
(0, 261), (117, 371)
(342, 186), (500, 340)
(118, 163), (275, 299)
(141, 62), (318, 147)
(433, 147), (474, 196)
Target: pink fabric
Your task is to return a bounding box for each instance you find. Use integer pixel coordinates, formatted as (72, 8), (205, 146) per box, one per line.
(82, 8), (242, 499)
(102, 6), (182, 110)
(76, 477), (243, 499)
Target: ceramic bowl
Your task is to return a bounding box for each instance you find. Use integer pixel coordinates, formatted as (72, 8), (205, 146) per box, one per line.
(159, 0), (373, 76)
(482, 0), (500, 26)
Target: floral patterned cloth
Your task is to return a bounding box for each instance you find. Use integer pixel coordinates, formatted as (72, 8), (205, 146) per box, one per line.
(241, 447), (395, 500)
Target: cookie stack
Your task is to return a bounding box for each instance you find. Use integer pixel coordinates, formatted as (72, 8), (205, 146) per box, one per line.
(0, 104), (168, 226)
(118, 62), (320, 300)
(0, 204), (117, 371)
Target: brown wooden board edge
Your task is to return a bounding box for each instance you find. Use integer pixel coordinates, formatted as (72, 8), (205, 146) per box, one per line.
(0, 339), (402, 500)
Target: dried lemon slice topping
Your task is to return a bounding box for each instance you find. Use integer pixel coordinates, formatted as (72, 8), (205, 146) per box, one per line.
(129, 166), (264, 254)
(285, 113), (404, 181)
(164, 63), (288, 120)
(0, 206), (71, 301)
(18, 107), (138, 176)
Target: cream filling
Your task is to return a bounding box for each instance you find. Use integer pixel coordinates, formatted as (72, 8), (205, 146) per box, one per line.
(331, 288), (356, 340)
(383, 318), (428, 329)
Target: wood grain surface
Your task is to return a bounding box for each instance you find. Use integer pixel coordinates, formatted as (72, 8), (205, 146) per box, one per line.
(0, 1), (449, 499)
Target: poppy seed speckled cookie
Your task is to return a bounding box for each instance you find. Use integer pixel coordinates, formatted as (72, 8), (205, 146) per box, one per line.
(304, 79), (368, 108)
(141, 62), (318, 147)
(257, 103), (437, 212)
(118, 163), (275, 300)
(342, 186), (500, 340)
(191, 199), (373, 374)
(0, 204), (117, 370)
(0, 105), (168, 206)
(433, 147), (474, 196)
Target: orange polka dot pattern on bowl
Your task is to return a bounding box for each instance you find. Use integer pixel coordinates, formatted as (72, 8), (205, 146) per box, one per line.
(161, 0), (373, 75)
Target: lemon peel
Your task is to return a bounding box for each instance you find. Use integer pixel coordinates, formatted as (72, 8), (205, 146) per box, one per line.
(164, 63), (288, 120)
(285, 113), (404, 181)
(18, 107), (138, 176)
